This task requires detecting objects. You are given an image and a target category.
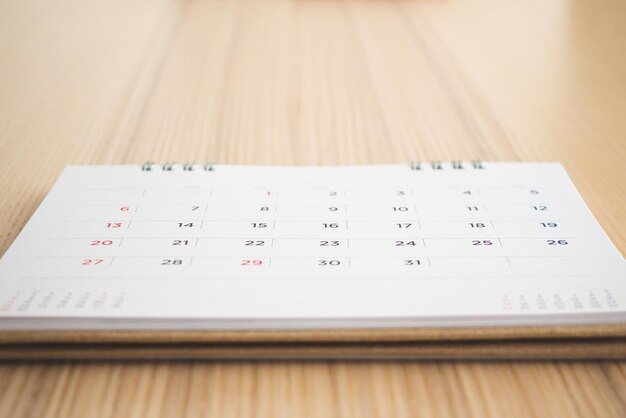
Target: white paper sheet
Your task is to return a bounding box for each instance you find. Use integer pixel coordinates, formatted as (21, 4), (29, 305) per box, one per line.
(0, 163), (624, 329)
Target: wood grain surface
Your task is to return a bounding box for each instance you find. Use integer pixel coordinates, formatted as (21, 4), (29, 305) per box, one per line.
(0, 0), (625, 417)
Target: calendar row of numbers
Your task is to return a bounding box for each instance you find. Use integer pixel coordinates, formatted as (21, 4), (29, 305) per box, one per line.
(29, 255), (591, 278)
(74, 186), (547, 204)
(64, 203), (556, 221)
(55, 220), (565, 237)
(45, 237), (578, 256)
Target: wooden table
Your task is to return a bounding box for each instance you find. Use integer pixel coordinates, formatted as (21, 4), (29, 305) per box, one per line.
(1, 0), (625, 416)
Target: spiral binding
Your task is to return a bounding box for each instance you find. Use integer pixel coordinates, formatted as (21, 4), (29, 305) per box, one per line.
(141, 161), (485, 171)
(141, 162), (215, 172)
(410, 160), (485, 170)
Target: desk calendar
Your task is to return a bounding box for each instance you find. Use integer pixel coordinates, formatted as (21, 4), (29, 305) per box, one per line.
(0, 163), (625, 358)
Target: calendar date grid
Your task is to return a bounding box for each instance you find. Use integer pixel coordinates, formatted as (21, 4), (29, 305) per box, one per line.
(39, 182), (587, 278)
(38, 232), (586, 278)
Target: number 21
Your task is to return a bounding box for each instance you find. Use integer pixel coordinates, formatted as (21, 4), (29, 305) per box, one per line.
(82, 259), (104, 265)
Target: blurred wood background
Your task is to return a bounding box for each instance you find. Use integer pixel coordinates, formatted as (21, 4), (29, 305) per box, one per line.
(0, 0), (625, 417)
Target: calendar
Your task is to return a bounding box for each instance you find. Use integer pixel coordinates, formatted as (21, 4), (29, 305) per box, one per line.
(0, 162), (624, 331)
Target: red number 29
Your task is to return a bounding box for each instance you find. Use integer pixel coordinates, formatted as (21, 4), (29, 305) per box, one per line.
(241, 259), (263, 266)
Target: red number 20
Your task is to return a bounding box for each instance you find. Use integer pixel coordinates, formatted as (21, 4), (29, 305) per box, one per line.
(90, 240), (113, 246)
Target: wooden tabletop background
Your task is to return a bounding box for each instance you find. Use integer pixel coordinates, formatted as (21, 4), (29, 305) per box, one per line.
(1, 0), (625, 417)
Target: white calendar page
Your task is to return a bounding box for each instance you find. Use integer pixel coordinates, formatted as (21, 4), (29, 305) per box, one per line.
(0, 163), (624, 330)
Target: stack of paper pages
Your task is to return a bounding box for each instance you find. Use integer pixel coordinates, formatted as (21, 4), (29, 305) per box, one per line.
(0, 163), (624, 358)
